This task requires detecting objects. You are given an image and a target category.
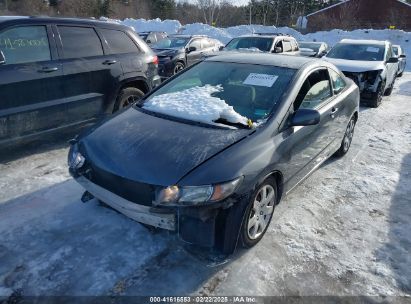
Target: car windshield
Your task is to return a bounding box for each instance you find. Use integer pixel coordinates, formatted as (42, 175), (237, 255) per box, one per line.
(152, 37), (190, 49)
(327, 43), (385, 61)
(299, 42), (321, 52)
(225, 37), (273, 52)
(393, 47), (399, 56)
(140, 61), (295, 128)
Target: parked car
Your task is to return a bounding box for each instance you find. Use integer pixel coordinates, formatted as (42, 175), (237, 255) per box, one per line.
(223, 33), (300, 55)
(0, 16), (160, 146)
(138, 31), (167, 45)
(298, 41), (329, 57)
(69, 53), (359, 254)
(323, 39), (398, 107)
(152, 34), (223, 80)
(392, 45), (407, 77)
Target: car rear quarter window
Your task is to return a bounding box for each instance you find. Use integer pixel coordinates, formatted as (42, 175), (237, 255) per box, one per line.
(58, 26), (103, 59)
(283, 40), (293, 52)
(0, 26), (51, 64)
(329, 69), (346, 94)
(101, 29), (139, 54)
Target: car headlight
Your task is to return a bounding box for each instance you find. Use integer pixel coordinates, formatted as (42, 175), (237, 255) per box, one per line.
(68, 144), (85, 170)
(155, 176), (243, 206)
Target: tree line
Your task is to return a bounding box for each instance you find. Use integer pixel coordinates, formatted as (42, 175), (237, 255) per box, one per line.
(1, 0), (411, 28)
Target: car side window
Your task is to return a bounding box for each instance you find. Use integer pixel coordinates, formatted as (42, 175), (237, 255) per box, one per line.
(283, 40), (292, 52)
(101, 29), (139, 54)
(189, 39), (202, 50)
(386, 46), (392, 61)
(58, 26), (103, 59)
(294, 69), (333, 110)
(329, 69), (346, 94)
(274, 40), (283, 52)
(291, 39), (299, 51)
(0, 26), (51, 65)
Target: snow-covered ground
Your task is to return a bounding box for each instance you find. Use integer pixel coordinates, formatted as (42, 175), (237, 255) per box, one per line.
(103, 17), (411, 71)
(1, 73), (410, 298)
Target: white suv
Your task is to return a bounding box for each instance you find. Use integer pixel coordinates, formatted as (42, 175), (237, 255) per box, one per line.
(223, 33), (300, 55)
(324, 39), (398, 108)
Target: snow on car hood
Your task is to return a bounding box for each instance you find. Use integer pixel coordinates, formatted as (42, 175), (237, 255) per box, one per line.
(323, 57), (386, 73)
(143, 85), (249, 126)
(79, 108), (252, 186)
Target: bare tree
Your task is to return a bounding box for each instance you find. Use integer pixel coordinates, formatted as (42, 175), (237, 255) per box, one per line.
(197, 0), (224, 25)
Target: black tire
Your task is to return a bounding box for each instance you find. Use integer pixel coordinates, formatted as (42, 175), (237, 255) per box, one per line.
(384, 77), (395, 96)
(334, 116), (356, 157)
(173, 62), (185, 75)
(240, 177), (277, 248)
(369, 80), (385, 108)
(114, 87), (145, 112)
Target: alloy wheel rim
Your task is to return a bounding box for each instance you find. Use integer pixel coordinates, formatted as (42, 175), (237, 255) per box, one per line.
(247, 185), (275, 240)
(174, 64), (184, 74)
(343, 119), (355, 152)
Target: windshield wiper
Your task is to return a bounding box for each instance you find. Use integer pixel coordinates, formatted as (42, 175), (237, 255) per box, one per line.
(213, 118), (251, 129)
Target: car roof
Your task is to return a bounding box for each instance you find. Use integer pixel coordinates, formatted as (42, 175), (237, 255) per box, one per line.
(299, 41), (325, 44)
(205, 52), (320, 70)
(170, 34), (208, 38)
(0, 16), (128, 29)
(339, 39), (388, 46)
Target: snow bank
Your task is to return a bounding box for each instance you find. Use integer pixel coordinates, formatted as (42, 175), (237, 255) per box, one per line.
(143, 85), (248, 126)
(102, 17), (181, 34)
(107, 17), (411, 71)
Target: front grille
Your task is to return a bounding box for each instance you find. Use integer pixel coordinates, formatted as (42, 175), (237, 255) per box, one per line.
(86, 164), (155, 206)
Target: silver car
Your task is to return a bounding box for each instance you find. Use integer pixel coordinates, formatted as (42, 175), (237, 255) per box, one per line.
(393, 45), (407, 77)
(324, 39), (398, 108)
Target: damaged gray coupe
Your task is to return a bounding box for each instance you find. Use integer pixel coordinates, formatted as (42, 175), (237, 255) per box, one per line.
(324, 39), (398, 108)
(69, 53), (359, 254)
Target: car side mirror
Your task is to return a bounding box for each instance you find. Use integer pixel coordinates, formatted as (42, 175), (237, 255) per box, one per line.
(387, 57), (399, 63)
(0, 51), (5, 65)
(219, 45), (224, 51)
(146, 39), (152, 44)
(290, 109), (320, 127)
(187, 46), (197, 53)
(400, 54), (406, 58)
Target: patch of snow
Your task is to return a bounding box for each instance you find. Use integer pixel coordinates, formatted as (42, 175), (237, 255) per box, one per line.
(143, 85), (249, 126)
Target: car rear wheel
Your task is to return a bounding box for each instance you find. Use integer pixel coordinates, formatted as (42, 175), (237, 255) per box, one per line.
(240, 177), (277, 248)
(114, 87), (145, 112)
(370, 80), (385, 108)
(335, 116), (356, 157)
(173, 62), (185, 75)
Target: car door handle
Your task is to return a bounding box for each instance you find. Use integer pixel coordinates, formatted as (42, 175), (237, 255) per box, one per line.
(38, 67), (59, 73)
(102, 60), (117, 65)
(330, 107), (339, 118)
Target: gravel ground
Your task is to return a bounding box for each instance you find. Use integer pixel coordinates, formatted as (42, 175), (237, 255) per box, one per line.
(0, 73), (410, 300)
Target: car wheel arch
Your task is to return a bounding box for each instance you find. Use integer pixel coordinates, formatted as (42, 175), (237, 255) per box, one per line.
(254, 170), (284, 205)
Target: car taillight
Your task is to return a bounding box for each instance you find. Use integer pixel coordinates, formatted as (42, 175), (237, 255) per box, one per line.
(152, 55), (159, 65)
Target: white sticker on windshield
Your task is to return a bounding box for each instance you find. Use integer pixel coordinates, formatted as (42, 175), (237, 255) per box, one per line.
(243, 73), (278, 87)
(366, 47), (380, 53)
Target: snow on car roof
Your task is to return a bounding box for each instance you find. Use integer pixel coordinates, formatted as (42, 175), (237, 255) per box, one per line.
(340, 39), (388, 46)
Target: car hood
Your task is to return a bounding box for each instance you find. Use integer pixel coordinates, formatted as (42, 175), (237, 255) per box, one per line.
(323, 57), (386, 73)
(154, 48), (180, 57)
(79, 108), (252, 186)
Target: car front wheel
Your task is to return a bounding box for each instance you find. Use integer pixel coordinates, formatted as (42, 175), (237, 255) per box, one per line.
(240, 177), (277, 248)
(114, 87), (145, 112)
(173, 62), (185, 75)
(370, 80), (385, 108)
